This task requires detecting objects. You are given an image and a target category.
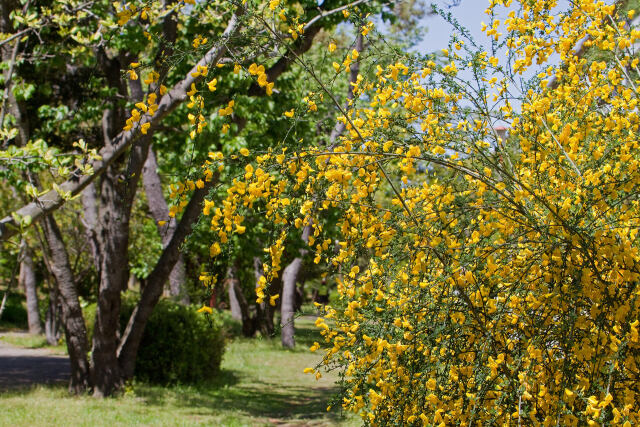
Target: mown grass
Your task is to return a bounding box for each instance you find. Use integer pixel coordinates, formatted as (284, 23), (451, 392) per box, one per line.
(0, 333), (67, 355)
(0, 314), (357, 427)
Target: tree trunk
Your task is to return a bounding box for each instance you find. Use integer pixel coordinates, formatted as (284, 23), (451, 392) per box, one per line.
(226, 264), (255, 337)
(41, 215), (90, 394)
(90, 165), (131, 397)
(227, 268), (243, 321)
(280, 225), (311, 348)
(142, 148), (189, 304)
(254, 257), (275, 337)
(44, 284), (61, 346)
(19, 239), (43, 334)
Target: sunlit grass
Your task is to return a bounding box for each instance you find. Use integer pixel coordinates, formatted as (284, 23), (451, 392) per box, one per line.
(0, 333), (67, 355)
(0, 314), (357, 426)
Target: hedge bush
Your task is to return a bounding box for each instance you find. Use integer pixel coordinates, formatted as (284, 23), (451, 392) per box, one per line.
(0, 293), (28, 328)
(84, 298), (225, 384)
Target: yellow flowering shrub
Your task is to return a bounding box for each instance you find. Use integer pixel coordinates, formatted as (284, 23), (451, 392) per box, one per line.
(197, 0), (640, 424)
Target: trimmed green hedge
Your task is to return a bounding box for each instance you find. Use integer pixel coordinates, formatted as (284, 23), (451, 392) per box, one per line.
(84, 298), (225, 384)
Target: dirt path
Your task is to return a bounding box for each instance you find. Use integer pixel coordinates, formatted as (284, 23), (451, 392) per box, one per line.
(0, 334), (69, 390)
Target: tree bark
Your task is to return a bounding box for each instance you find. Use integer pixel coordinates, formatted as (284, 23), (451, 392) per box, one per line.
(44, 284), (61, 346)
(41, 215), (90, 394)
(226, 264), (255, 336)
(142, 148), (189, 304)
(227, 265), (243, 321)
(254, 257), (275, 337)
(19, 239), (42, 335)
(280, 225), (311, 348)
(90, 166), (131, 397)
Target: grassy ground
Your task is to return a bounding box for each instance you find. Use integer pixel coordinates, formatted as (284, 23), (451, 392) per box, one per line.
(0, 315), (357, 427)
(0, 333), (67, 355)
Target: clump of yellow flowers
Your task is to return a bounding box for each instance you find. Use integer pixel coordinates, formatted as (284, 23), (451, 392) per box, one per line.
(195, 0), (640, 425)
(124, 0), (640, 423)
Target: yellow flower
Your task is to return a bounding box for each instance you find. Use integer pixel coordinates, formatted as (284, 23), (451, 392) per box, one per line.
(239, 148), (250, 156)
(284, 109), (295, 118)
(269, 294), (279, 306)
(196, 306), (213, 314)
(209, 242), (221, 257)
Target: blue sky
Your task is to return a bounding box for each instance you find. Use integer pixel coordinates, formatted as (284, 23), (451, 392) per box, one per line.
(417, 1), (494, 53)
(413, 0), (572, 115)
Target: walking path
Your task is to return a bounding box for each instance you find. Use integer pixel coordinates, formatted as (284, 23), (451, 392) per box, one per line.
(0, 334), (69, 390)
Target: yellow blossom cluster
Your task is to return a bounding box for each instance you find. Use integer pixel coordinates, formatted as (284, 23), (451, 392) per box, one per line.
(197, 0), (640, 424)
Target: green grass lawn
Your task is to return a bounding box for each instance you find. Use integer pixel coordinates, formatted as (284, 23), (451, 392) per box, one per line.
(0, 333), (67, 354)
(0, 315), (357, 427)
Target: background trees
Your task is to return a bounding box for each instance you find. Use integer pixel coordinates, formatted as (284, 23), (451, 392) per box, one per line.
(0, 0), (416, 397)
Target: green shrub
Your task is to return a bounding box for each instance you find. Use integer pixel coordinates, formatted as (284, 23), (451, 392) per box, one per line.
(83, 298), (225, 385)
(0, 293), (28, 328)
(82, 301), (97, 343)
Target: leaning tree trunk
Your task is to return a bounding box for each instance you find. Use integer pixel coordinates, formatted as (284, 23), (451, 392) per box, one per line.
(117, 178), (216, 379)
(281, 225), (311, 348)
(19, 239), (42, 335)
(41, 215), (90, 394)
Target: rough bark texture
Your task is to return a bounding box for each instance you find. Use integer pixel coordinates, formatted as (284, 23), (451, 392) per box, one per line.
(90, 165), (131, 397)
(41, 215), (90, 394)
(87, 56), (132, 394)
(280, 225), (311, 348)
(142, 148), (189, 304)
(19, 240), (42, 335)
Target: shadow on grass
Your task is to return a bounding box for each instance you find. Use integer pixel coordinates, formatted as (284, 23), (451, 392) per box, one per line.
(134, 371), (343, 423)
(291, 313), (326, 351)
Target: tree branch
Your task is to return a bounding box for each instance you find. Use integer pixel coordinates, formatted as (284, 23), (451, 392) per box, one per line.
(0, 12), (242, 242)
